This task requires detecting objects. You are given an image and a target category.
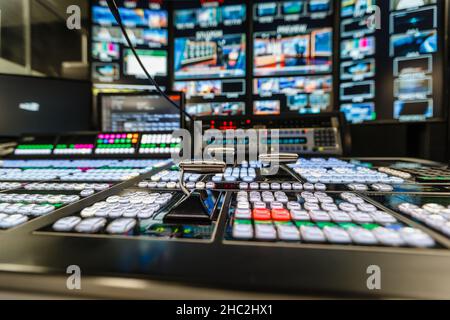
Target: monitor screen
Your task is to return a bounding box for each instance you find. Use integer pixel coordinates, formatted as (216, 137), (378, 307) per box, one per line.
(252, 0), (334, 115)
(172, 1), (248, 119)
(338, 0), (443, 123)
(0, 75), (92, 137)
(99, 92), (183, 132)
(91, 1), (169, 86)
(123, 49), (167, 78)
(254, 27), (333, 76)
(174, 33), (246, 80)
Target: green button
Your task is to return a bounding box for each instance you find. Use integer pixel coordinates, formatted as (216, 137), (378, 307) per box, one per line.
(234, 219), (252, 225)
(295, 221), (315, 227)
(338, 223), (359, 230)
(316, 222), (336, 229)
(361, 223), (380, 231)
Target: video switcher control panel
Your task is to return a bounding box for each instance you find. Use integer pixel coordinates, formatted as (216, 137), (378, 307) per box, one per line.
(1, 114), (450, 299)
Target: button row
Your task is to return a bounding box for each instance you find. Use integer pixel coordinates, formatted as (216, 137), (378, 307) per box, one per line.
(79, 192), (173, 220)
(238, 182), (326, 191)
(138, 180), (214, 190)
(0, 203), (56, 216)
(24, 183), (110, 191)
(53, 217), (137, 234)
(0, 193), (80, 204)
(398, 202), (450, 238)
(232, 221), (435, 248)
(52, 192), (174, 234)
(0, 182), (22, 190)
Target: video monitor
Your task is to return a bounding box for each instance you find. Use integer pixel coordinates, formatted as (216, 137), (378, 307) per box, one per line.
(175, 9), (196, 30)
(254, 27), (332, 76)
(394, 99), (433, 121)
(92, 5), (117, 25)
(222, 4), (247, 25)
(287, 94), (309, 110)
(197, 7), (220, 28)
(341, 0), (375, 18)
(308, 0), (332, 13)
(390, 6), (437, 34)
(254, 75), (332, 95)
(255, 2), (278, 21)
(99, 92), (183, 132)
(91, 1), (169, 86)
(174, 79), (245, 99)
(123, 49), (167, 78)
(340, 103), (376, 123)
(186, 102), (245, 117)
(254, 75), (332, 112)
(390, 30), (437, 57)
(341, 36), (375, 59)
(144, 29), (168, 47)
(281, 1), (305, 16)
(391, 0), (436, 11)
(175, 4), (246, 30)
(92, 63), (120, 82)
(92, 26), (123, 43)
(120, 8), (148, 27)
(394, 77), (432, 98)
(341, 16), (375, 37)
(0, 75), (92, 136)
(253, 100), (281, 115)
(340, 81), (375, 100)
(146, 9), (168, 28)
(174, 33), (246, 80)
(92, 42), (120, 61)
(309, 93), (331, 111)
(92, 26), (157, 47)
(394, 55), (432, 76)
(341, 59), (375, 80)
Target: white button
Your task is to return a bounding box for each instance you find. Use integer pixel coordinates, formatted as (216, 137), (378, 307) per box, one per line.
(233, 224), (253, 240)
(309, 211), (331, 222)
(348, 227), (378, 245)
(255, 224), (277, 240)
(277, 225), (300, 241)
(323, 227), (352, 244)
(53, 216), (82, 232)
(329, 211), (352, 222)
(300, 226), (325, 243)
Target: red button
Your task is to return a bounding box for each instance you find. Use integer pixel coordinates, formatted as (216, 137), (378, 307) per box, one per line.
(271, 209), (291, 221)
(253, 208), (271, 221)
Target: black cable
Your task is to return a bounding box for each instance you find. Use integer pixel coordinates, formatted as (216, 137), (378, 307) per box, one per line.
(105, 0), (194, 121)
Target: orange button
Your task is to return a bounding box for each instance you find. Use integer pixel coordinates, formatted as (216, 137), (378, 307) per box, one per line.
(253, 208), (271, 221)
(271, 209), (291, 221)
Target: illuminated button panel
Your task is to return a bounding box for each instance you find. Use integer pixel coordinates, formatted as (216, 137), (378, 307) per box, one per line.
(290, 158), (407, 185)
(378, 194), (450, 242)
(139, 134), (182, 155)
(54, 144), (94, 155)
(14, 144), (54, 156)
(45, 191), (215, 240)
(226, 191), (437, 248)
(95, 133), (140, 155)
(0, 192), (81, 230)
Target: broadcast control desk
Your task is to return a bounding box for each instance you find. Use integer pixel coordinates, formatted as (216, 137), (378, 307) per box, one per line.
(1, 119), (450, 299)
